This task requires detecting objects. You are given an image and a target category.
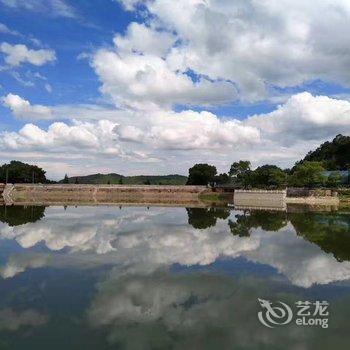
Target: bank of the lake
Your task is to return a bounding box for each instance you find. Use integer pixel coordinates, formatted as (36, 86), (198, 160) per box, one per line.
(0, 183), (341, 208)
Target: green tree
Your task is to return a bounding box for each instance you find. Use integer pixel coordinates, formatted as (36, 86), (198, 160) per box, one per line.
(326, 171), (342, 188)
(214, 173), (230, 185)
(0, 160), (47, 183)
(229, 160), (251, 176)
(251, 165), (287, 189)
(302, 134), (350, 170)
(229, 160), (252, 188)
(187, 164), (217, 185)
(119, 178), (123, 185)
(288, 161), (326, 188)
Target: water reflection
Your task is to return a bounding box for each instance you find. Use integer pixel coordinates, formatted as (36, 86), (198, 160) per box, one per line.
(0, 206), (45, 226)
(0, 205), (350, 348)
(186, 207), (230, 229)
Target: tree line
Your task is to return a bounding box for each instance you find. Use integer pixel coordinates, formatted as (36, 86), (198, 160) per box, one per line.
(0, 161), (47, 184)
(187, 134), (350, 188)
(186, 161), (343, 188)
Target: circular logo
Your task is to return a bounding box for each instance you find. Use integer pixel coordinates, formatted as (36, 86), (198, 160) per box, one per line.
(258, 298), (293, 328)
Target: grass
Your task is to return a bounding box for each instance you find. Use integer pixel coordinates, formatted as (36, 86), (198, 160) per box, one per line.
(199, 192), (233, 204)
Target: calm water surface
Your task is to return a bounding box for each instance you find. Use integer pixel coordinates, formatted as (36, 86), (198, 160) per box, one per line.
(0, 205), (350, 349)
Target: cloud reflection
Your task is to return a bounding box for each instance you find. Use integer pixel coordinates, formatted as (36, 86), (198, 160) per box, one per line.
(1, 206), (350, 288)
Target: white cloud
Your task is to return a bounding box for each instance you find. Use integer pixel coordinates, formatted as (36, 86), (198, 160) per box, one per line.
(0, 119), (125, 157)
(114, 22), (176, 57)
(0, 102), (260, 169)
(114, 0), (350, 101)
(115, 110), (260, 150)
(0, 22), (21, 36)
(1, 92), (350, 178)
(247, 92), (350, 145)
(2, 93), (53, 120)
(92, 48), (237, 110)
(0, 42), (56, 67)
(0, 0), (76, 18)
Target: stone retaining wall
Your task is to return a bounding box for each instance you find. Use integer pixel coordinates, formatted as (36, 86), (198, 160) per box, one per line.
(3, 184), (209, 206)
(234, 189), (286, 209)
(287, 187), (338, 197)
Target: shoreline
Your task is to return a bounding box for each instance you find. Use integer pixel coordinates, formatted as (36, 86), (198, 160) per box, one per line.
(0, 183), (341, 208)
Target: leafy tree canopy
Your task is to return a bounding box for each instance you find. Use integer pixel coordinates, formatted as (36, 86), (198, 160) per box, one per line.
(250, 165), (287, 189)
(229, 160), (251, 176)
(302, 134), (350, 170)
(187, 163), (217, 185)
(0, 161), (47, 184)
(288, 161), (326, 188)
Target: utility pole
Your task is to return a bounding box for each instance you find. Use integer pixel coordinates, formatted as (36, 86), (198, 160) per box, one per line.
(5, 168), (8, 184)
(32, 170), (35, 184)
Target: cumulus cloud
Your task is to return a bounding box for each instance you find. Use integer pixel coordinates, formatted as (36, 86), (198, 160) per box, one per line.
(1, 94), (260, 156)
(92, 48), (237, 110)
(113, 0), (350, 101)
(115, 109), (260, 150)
(2, 92), (350, 177)
(0, 42), (56, 66)
(0, 119), (126, 157)
(2, 93), (53, 119)
(247, 92), (350, 145)
(114, 22), (176, 57)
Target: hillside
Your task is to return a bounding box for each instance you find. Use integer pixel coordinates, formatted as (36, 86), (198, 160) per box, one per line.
(301, 134), (350, 170)
(59, 173), (188, 185)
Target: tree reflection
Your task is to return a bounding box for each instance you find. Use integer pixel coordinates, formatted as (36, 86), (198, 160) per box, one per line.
(186, 208), (230, 229)
(289, 212), (350, 262)
(229, 210), (288, 237)
(0, 206), (45, 226)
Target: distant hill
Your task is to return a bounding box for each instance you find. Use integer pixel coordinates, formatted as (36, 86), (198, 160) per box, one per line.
(300, 134), (350, 170)
(59, 173), (188, 185)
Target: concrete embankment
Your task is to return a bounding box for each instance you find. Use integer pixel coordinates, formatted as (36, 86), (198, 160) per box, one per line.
(1, 184), (210, 207)
(234, 189), (286, 210)
(233, 189), (339, 210)
(0, 184), (340, 208)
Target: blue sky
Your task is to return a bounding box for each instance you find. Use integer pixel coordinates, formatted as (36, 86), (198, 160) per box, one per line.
(0, 0), (133, 129)
(1, 0), (350, 179)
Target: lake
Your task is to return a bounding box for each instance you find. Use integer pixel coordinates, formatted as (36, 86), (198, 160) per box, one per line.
(0, 205), (349, 349)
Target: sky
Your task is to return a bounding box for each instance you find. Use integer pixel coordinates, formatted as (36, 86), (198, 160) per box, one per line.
(1, 0), (350, 180)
